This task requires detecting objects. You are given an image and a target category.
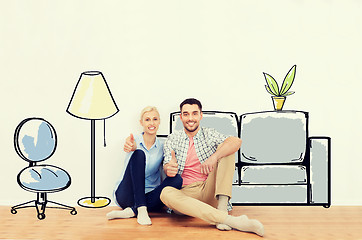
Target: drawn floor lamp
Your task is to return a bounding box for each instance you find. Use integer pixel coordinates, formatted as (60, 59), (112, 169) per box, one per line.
(67, 71), (119, 208)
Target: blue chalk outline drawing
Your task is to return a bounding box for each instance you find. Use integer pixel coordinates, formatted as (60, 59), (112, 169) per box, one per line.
(11, 118), (77, 220)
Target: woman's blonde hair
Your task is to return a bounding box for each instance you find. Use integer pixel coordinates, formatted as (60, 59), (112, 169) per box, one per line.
(140, 106), (160, 121)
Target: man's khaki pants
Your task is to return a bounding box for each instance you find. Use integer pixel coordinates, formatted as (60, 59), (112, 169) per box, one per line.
(160, 153), (235, 225)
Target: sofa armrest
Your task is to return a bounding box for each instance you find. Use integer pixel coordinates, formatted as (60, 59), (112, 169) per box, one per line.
(309, 137), (331, 207)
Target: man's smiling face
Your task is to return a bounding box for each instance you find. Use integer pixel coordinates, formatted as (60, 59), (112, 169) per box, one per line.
(180, 104), (203, 135)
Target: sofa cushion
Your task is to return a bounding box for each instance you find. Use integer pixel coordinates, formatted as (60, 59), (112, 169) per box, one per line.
(171, 111), (239, 136)
(240, 111), (307, 164)
(170, 111), (239, 163)
(240, 165), (307, 184)
(231, 185), (308, 203)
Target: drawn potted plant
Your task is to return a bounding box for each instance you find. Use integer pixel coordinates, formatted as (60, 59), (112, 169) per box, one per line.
(263, 65), (296, 111)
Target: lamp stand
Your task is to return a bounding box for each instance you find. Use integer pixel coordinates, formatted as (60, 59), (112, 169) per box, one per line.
(77, 120), (111, 208)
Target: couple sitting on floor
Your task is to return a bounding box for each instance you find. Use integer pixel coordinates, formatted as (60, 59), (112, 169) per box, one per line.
(106, 98), (264, 237)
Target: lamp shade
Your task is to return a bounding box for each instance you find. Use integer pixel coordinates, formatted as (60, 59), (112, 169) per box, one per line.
(67, 71), (119, 120)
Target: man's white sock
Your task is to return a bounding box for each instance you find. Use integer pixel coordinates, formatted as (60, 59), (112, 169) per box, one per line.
(216, 195), (232, 231)
(224, 215), (264, 237)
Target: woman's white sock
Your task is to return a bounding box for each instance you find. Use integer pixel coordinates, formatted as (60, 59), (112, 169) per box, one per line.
(137, 206), (152, 225)
(106, 207), (135, 220)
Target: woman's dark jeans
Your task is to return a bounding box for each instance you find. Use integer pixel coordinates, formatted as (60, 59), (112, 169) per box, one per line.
(115, 149), (182, 215)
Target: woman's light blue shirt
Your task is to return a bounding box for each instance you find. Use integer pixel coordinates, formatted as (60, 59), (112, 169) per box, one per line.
(114, 133), (164, 195)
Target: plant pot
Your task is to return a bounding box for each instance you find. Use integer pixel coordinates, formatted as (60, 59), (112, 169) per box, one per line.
(271, 96), (286, 111)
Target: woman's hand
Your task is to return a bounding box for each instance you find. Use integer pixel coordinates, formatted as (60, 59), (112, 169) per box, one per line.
(124, 134), (137, 152)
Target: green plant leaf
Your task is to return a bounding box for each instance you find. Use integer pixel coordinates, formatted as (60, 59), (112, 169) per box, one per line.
(280, 65), (296, 96)
(282, 91), (295, 96)
(265, 85), (275, 95)
(263, 72), (279, 96)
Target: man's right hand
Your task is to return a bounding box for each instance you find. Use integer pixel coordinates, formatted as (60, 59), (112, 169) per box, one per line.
(124, 133), (137, 153)
(164, 150), (178, 177)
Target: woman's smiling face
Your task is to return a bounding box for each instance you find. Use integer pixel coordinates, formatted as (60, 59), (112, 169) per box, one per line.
(140, 110), (160, 136)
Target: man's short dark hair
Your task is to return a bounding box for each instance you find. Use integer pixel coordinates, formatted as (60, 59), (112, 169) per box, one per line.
(180, 98), (202, 112)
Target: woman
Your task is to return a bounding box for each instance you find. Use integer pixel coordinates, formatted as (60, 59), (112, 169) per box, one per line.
(107, 106), (182, 225)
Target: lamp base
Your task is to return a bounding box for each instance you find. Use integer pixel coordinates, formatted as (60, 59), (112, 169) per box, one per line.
(78, 196), (111, 208)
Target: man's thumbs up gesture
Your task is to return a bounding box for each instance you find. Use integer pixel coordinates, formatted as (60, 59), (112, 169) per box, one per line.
(124, 133), (137, 152)
(164, 150), (178, 177)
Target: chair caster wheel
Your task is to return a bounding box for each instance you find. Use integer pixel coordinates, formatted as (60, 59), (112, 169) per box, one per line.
(70, 209), (77, 215)
(11, 209), (17, 214)
(37, 213), (46, 220)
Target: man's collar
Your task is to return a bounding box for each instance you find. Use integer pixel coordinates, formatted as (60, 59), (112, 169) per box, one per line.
(182, 127), (203, 140)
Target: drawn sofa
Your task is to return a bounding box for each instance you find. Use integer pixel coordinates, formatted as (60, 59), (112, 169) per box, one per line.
(166, 110), (331, 208)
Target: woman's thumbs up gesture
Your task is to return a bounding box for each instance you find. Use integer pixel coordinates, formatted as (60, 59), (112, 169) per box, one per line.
(124, 133), (137, 152)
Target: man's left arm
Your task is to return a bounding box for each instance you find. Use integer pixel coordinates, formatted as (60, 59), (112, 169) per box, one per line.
(200, 136), (242, 175)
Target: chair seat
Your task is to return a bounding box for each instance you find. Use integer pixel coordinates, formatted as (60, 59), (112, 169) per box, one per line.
(18, 165), (71, 193)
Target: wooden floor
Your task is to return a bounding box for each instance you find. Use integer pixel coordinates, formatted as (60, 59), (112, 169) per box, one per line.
(1, 205), (362, 240)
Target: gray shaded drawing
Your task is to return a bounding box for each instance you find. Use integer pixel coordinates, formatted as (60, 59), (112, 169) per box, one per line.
(170, 110), (331, 207)
(11, 118), (77, 220)
(240, 165), (306, 184)
(171, 111), (239, 137)
(310, 137), (330, 204)
(240, 112), (306, 164)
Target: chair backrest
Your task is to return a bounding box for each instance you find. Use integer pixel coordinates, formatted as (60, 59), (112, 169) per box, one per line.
(239, 111), (308, 164)
(14, 118), (57, 163)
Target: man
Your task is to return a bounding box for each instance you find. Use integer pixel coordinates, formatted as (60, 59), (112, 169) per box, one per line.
(160, 98), (264, 236)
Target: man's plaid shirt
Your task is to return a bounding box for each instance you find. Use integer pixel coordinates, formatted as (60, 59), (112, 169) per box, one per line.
(163, 127), (228, 174)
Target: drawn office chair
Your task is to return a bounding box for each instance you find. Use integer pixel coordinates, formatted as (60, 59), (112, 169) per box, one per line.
(11, 118), (77, 220)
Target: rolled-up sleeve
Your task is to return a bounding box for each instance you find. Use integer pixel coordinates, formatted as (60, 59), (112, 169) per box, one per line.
(163, 135), (174, 166)
(207, 128), (228, 147)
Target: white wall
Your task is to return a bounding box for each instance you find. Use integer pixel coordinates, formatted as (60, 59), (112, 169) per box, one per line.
(1, 0), (361, 206)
